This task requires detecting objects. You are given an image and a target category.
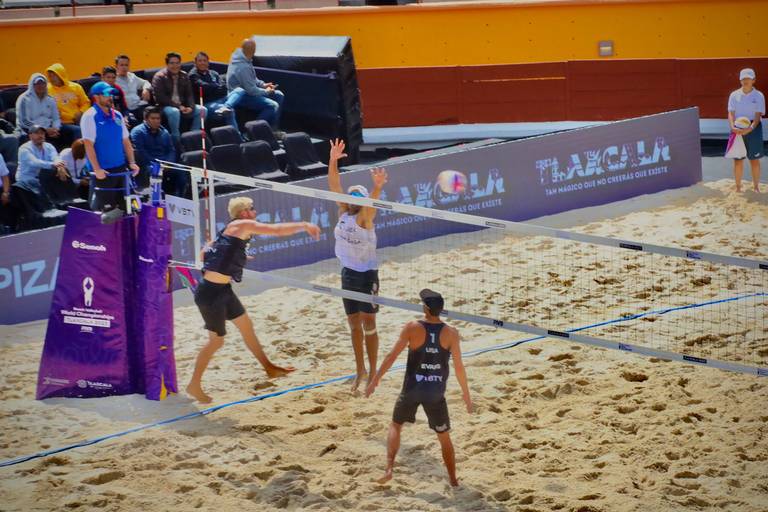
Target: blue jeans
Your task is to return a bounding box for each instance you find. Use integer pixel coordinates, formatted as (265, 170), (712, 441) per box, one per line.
(204, 100), (240, 134)
(163, 105), (206, 139)
(225, 88), (284, 128)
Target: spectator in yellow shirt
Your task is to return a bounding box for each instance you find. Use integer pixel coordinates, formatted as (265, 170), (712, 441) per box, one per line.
(46, 63), (90, 148)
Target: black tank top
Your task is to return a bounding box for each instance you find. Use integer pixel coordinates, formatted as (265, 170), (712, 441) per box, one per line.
(202, 225), (248, 282)
(401, 321), (451, 401)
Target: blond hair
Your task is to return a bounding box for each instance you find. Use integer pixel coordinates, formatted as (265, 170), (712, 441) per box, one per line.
(228, 197), (253, 219)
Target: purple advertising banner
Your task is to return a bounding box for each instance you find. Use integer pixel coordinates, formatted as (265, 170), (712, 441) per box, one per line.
(4, 108), (702, 324)
(37, 208), (137, 399)
(199, 107), (702, 272)
(133, 206), (177, 400)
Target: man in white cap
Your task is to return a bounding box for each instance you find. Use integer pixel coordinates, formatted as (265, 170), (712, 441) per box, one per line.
(728, 68), (764, 192)
(328, 138), (388, 392)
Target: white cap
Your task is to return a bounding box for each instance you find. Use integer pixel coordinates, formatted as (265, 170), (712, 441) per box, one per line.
(347, 185), (369, 198)
(739, 68), (756, 80)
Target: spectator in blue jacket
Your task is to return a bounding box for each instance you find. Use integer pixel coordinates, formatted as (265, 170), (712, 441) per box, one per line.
(130, 106), (180, 193)
(225, 39), (285, 131)
(189, 51), (240, 135)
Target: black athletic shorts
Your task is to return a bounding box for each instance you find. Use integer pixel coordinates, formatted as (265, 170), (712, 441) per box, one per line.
(739, 122), (765, 161)
(341, 267), (379, 315)
(194, 280), (246, 336)
(392, 394), (451, 433)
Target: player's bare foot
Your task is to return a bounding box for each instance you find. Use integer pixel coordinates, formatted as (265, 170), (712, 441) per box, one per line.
(351, 371), (367, 393)
(449, 477), (459, 487)
(265, 364), (296, 378)
(377, 468), (393, 484)
(186, 383), (212, 404)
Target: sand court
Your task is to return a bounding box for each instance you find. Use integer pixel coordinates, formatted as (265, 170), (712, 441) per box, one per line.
(1, 175), (767, 511)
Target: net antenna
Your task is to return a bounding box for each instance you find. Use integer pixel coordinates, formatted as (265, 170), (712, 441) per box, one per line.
(198, 85), (215, 244)
(158, 161), (768, 378)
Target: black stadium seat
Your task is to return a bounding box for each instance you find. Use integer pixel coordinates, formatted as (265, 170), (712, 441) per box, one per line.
(241, 141), (290, 182)
(244, 120), (287, 169)
(180, 130), (212, 153)
(209, 144), (245, 175)
(283, 132), (328, 180)
(210, 126), (242, 147)
(180, 150), (205, 169)
(39, 169), (87, 210)
(10, 183), (67, 231)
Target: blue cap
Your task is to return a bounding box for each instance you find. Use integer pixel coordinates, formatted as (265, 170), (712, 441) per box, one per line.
(90, 81), (116, 97)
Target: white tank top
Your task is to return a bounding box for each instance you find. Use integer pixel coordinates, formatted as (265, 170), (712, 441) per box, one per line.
(334, 211), (377, 272)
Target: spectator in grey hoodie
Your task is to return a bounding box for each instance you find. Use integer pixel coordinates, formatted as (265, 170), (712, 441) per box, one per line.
(225, 39), (285, 130)
(16, 73), (63, 146)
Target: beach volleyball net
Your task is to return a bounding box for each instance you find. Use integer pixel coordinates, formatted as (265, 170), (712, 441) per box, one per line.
(161, 162), (768, 377)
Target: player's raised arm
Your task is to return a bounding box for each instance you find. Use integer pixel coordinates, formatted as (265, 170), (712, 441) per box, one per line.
(359, 167), (388, 225)
(328, 138), (347, 200)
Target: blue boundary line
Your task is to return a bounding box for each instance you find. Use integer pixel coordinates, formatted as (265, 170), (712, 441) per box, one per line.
(1, 291), (764, 469)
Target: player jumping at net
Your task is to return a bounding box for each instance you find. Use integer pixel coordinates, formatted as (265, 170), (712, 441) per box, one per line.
(328, 139), (388, 392)
(186, 196), (321, 404)
(365, 289), (473, 487)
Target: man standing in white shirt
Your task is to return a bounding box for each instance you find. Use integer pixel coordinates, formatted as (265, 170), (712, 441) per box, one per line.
(728, 68), (765, 192)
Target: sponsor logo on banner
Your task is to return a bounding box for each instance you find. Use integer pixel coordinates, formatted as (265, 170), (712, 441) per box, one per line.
(76, 379), (113, 390)
(60, 275), (114, 329)
(138, 255), (154, 263)
(72, 240), (107, 252)
(537, 137), (672, 196)
(415, 374), (443, 383)
(82, 277), (95, 307)
(166, 194), (197, 226)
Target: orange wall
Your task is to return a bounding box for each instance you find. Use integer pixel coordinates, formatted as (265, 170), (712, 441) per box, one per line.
(0, 0), (767, 85)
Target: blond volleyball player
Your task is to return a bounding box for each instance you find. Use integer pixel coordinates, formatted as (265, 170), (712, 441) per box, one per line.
(327, 139), (388, 392)
(187, 196), (321, 404)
